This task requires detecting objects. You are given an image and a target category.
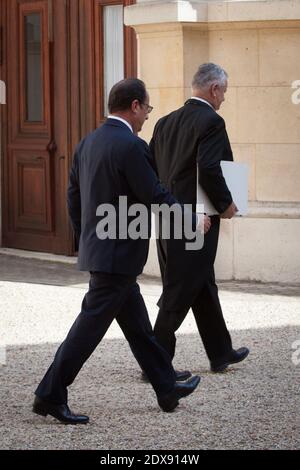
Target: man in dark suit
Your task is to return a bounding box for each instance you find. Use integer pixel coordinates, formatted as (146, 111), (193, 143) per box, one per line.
(32, 79), (202, 424)
(150, 63), (249, 373)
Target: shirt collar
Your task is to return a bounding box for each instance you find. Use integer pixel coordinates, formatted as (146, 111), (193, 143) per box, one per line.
(190, 97), (215, 110)
(107, 115), (133, 133)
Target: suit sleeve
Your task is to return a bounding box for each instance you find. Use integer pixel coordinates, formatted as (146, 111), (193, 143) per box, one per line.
(67, 149), (81, 249)
(122, 139), (197, 227)
(123, 139), (177, 206)
(149, 136), (158, 175)
(197, 117), (233, 214)
(149, 122), (160, 175)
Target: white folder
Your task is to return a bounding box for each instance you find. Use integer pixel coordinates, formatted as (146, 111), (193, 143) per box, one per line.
(197, 161), (249, 216)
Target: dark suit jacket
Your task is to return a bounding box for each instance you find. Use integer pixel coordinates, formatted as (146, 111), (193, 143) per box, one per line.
(150, 99), (234, 310)
(150, 98), (233, 213)
(67, 119), (182, 276)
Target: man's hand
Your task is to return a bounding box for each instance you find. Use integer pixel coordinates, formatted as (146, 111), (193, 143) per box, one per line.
(197, 214), (211, 234)
(220, 202), (238, 219)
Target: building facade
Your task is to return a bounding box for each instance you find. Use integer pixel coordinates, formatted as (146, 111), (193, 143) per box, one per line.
(0, 0), (136, 254)
(126, 0), (300, 284)
(1, 0), (300, 284)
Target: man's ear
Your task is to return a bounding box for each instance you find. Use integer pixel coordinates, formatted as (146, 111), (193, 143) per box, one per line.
(131, 99), (139, 113)
(211, 83), (218, 98)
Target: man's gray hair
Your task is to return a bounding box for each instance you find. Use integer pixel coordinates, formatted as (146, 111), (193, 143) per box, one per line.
(192, 63), (228, 89)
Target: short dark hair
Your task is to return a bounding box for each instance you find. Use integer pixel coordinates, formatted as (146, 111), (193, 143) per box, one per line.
(108, 78), (147, 113)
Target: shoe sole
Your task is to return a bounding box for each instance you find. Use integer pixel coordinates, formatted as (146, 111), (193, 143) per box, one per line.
(32, 406), (89, 425)
(162, 376), (201, 412)
(178, 376), (201, 399)
(32, 405), (48, 417)
(160, 399), (179, 413)
(211, 349), (250, 373)
(141, 372), (192, 383)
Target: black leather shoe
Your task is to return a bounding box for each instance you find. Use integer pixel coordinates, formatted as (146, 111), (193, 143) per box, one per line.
(158, 375), (201, 412)
(210, 347), (250, 373)
(141, 369), (192, 383)
(32, 396), (89, 425)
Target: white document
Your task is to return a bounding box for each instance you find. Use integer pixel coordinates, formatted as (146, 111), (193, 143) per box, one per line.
(197, 161), (249, 216)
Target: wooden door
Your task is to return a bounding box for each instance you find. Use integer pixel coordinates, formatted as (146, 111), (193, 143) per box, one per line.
(1, 0), (70, 254)
(1, 0), (136, 255)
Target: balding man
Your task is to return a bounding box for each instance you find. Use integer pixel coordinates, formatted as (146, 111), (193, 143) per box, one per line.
(33, 79), (201, 424)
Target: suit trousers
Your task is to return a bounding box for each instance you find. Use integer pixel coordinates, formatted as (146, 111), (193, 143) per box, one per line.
(35, 272), (176, 404)
(154, 216), (232, 362)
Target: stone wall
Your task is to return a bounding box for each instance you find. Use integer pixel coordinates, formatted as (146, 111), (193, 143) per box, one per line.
(125, 0), (300, 283)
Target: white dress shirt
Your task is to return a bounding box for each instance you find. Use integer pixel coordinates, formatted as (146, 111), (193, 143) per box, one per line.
(190, 96), (215, 111)
(107, 115), (133, 133)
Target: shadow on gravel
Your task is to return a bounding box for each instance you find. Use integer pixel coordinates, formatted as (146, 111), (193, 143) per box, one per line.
(0, 255), (89, 287)
(217, 280), (300, 298)
(1, 254), (300, 297)
(0, 326), (299, 450)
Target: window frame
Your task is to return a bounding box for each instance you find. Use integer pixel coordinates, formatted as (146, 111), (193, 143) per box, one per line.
(19, 1), (51, 135)
(94, 0), (137, 125)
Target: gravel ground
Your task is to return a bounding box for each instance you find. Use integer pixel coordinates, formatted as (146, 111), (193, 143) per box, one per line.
(0, 255), (299, 450)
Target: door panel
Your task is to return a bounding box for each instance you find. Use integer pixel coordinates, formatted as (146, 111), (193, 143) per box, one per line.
(8, 1), (53, 237)
(18, 2), (50, 135)
(1, 0), (136, 255)
(3, 0), (70, 254)
(12, 150), (52, 231)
